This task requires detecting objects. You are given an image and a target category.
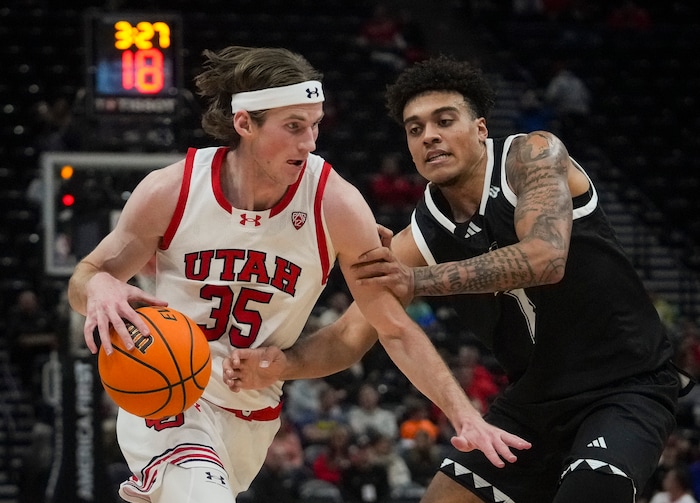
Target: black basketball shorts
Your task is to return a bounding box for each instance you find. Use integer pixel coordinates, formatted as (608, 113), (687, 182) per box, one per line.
(438, 364), (680, 503)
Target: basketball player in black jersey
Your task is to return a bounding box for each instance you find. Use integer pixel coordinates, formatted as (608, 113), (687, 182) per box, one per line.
(224, 55), (691, 503)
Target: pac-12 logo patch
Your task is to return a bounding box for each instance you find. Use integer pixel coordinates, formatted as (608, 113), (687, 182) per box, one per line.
(291, 211), (307, 230)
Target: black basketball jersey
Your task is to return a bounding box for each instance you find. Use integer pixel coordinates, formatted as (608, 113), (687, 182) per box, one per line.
(411, 135), (673, 402)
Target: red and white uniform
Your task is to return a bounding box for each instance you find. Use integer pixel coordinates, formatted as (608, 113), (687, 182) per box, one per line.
(158, 146), (335, 411)
(117, 146), (336, 501)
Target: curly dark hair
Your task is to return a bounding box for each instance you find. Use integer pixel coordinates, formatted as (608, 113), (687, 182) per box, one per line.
(385, 55), (496, 124)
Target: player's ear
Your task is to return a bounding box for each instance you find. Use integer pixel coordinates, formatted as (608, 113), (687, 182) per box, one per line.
(233, 110), (253, 136)
(476, 117), (488, 140)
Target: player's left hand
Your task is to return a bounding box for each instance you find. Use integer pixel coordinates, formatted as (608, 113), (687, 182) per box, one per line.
(451, 414), (532, 468)
(223, 346), (286, 392)
(352, 246), (415, 305)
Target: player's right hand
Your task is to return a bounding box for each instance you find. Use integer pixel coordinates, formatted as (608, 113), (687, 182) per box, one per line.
(352, 245), (415, 306)
(83, 272), (167, 355)
(223, 346), (287, 392)
(376, 223), (394, 248)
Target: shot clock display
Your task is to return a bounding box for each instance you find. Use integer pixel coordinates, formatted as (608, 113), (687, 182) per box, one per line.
(85, 11), (183, 115)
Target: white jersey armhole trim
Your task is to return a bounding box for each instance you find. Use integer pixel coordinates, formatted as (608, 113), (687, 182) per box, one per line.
(479, 138), (496, 216)
(410, 210), (437, 266)
(500, 135), (599, 220)
(500, 133), (525, 207)
(570, 157), (598, 220)
(423, 183), (456, 233)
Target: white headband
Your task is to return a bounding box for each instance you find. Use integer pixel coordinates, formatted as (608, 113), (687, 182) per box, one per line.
(231, 80), (324, 113)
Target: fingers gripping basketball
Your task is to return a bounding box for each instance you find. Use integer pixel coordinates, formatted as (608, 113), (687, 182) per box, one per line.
(98, 306), (212, 419)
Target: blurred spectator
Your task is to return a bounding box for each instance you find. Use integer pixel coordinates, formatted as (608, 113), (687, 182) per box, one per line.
(399, 397), (440, 447)
(401, 429), (443, 489)
(31, 96), (82, 153)
(270, 413), (307, 475)
(516, 88), (554, 133)
(676, 320), (700, 430)
(356, 3), (408, 71)
(405, 297), (442, 336)
(649, 466), (698, 503)
(6, 289), (54, 339)
(370, 432), (414, 496)
(248, 413), (308, 502)
(18, 421), (54, 503)
(316, 290), (365, 398)
(455, 344), (501, 414)
(678, 320), (700, 379)
(641, 431), (696, 502)
(368, 152), (425, 231)
(425, 344), (502, 441)
(359, 344), (397, 395)
(341, 435), (390, 503)
(299, 382), (349, 446)
(284, 378), (328, 428)
(311, 423), (353, 487)
(690, 445), (700, 503)
(606, 0), (652, 32)
(318, 290), (352, 327)
(25, 172), (46, 208)
(649, 289), (681, 334)
(544, 59), (591, 145)
(7, 289), (57, 410)
(348, 383), (399, 441)
(397, 8), (428, 64)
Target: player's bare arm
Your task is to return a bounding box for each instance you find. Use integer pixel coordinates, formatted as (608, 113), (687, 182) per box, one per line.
(67, 162), (182, 354)
(225, 224), (425, 388)
(323, 172), (531, 465)
(225, 182), (532, 465)
(354, 225), (422, 305)
(224, 302), (378, 391)
(224, 223), (402, 390)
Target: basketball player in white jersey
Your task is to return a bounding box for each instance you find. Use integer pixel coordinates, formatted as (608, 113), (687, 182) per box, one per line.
(67, 46), (530, 503)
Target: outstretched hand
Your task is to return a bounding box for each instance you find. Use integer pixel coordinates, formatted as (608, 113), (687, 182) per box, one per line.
(451, 414), (532, 468)
(223, 346), (287, 392)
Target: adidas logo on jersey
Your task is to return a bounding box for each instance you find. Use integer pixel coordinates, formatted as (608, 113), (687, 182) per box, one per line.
(587, 437), (607, 448)
(463, 221), (482, 238)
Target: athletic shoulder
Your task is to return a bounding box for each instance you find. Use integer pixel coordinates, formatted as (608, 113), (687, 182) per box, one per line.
(118, 158), (186, 235)
(322, 170), (379, 259)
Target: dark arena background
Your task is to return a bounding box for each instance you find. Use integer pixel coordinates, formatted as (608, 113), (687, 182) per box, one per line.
(1, 1), (699, 502)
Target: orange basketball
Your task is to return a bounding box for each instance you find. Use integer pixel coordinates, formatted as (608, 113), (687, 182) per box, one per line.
(98, 306), (212, 419)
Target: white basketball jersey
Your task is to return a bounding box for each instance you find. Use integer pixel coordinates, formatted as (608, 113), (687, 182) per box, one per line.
(156, 146), (336, 411)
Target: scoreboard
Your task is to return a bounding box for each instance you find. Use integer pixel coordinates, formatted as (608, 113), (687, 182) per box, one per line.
(85, 11), (183, 115)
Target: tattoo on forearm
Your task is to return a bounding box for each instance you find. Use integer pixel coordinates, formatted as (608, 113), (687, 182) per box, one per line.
(414, 247), (537, 296)
(415, 244), (566, 296)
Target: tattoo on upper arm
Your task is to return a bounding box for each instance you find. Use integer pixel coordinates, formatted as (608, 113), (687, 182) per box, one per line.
(510, 133), (571, 250)
(414, 134), (572, 297)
